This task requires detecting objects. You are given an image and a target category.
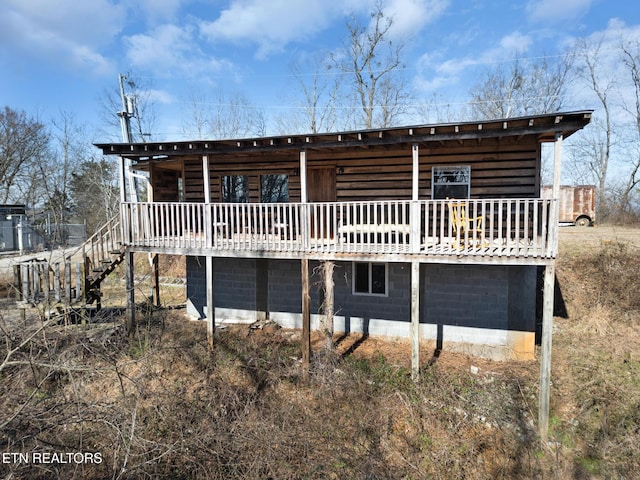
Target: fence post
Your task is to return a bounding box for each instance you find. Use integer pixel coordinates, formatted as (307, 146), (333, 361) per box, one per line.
(54, 262), (61, 302)
(75, 262), (82, 302)
(65, 259), (72, 303)
(13, 265), (22, 301)
(32, 263), (40, 304)
(43, 263), (50, 304)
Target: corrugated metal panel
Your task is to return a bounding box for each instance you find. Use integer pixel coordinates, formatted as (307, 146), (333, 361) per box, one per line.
(540, 185), (596, 225)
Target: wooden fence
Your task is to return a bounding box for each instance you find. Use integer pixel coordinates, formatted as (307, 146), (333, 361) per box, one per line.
(13, 258), (85, 305)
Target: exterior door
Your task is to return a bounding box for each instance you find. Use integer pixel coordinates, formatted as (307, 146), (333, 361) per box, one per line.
(307, 167), (336, 238)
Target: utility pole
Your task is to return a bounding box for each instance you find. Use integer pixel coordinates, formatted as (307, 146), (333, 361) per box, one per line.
(117, 73), (138, 203)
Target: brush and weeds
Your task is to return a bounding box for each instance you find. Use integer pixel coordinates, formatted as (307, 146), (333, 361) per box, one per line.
(0, 230), (638, 479)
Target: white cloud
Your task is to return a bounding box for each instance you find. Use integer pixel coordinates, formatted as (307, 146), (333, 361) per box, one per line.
(201, 0), (331, 56)
(134, 0), (185, 23)
(125, 24), (194, 71)
(526, 0), (592, 24)
(431, 31), (532, 77)
(414, 30), (533, 100)
(382, 0), (449, 39)
(198, 0), (449, 59)
(199, 0), (370, 58)
(124, 23), (233, 78)
(0, 0), (124, 73)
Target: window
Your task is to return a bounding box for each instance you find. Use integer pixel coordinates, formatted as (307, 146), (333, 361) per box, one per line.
(432, 165), (471, 199)
(222, 175), (249, 203)
(177, 177), (184, 202)
(261, 174), (289, 202)
(353, 262), (387, 296)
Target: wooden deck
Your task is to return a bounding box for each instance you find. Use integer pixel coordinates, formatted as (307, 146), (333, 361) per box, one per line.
(120, 198), (558, 264)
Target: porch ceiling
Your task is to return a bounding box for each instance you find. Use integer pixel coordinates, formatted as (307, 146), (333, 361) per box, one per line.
(95, 110), (592, 164)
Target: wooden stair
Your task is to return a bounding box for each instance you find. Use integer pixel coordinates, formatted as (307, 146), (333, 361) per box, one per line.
(80, 215), (125, 308)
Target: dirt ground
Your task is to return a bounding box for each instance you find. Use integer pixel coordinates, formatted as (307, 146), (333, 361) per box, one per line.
(557, 224), (639, 255)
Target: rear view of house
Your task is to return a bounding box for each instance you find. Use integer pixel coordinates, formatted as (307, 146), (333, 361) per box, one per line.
(96, 111), (591, 365)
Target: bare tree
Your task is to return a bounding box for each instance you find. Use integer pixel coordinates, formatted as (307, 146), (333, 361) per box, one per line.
(40, 112), (87, 229)
(0, 107), (49, 203)
(331, 3), (412, 129)
(469, 53), (572, 120)
(618, 39), (640, 218)
(275, 54), (343, 134)
(182, 90), (266, 140)
(70, 157), (119, 234)
(573, 38), (616, 215)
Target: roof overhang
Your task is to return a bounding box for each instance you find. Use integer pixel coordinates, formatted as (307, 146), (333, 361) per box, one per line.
(95, 110), (592, 162)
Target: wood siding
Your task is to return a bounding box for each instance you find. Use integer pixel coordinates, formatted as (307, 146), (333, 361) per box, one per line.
(160, 137), (541, 204)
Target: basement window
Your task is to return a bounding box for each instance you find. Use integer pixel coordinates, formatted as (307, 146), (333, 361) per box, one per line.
(432, 165), (471, 199)
(352, 262), (387, 296)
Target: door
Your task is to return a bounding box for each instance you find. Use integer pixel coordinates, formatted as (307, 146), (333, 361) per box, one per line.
(307, 166), (336, 238)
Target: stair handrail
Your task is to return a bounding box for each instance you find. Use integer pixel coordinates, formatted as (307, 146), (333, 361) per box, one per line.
(79, 215), (122, 269)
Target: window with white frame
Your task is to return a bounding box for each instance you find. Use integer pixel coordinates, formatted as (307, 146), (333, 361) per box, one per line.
(352, 262), (387, 296)
(432, 165), (471, 199)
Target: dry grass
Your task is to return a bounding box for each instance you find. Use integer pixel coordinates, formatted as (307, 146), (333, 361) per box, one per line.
(0, 228), (639, 479)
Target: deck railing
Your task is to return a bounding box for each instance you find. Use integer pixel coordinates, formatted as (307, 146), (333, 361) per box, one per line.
(121, 198), (557, 259)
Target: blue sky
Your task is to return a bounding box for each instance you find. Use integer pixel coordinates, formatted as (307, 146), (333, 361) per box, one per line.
(1, 0), (639, 142)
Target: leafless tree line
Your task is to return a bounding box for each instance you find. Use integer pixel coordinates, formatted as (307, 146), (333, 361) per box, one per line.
(3, 3), (640, 228)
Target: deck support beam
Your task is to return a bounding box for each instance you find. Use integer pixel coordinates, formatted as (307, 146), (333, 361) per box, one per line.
(301, 258), (311, 377)
(151, 253), (160, 307)
(411, 144), (420, 253)
(539, 132), (563, 440)
(539, 263), (555, 440)
(125, 250), (135, 334)
(410, 260), (420, 381)
(202, 155), (215, 349)
(206, 255), (215, 350)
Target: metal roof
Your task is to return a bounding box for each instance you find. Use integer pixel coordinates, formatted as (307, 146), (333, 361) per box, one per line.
(95, 110), (593, 161)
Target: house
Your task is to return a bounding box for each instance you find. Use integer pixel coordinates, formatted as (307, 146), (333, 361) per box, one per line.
(95, 110), (591, 377)
(0, 204), (32, 253)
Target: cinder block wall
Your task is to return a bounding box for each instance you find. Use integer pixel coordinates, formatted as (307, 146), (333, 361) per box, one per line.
(185, 257), (536, 338)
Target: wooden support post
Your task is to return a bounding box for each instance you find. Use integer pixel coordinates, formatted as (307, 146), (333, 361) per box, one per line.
(411, 261), (420, 382)
(411, 143), (421, 253)
(13, 265), (22, 301)
(43, 263), (50, 304)
(301, 258), (311, 376)
(322, 261), (335, 349)
(118, 156), (127, 203)
(75, 262), (82, 302)
(299, 149), (309, 251)
(539, 132), (563, 440)
(202, 155), (212, 249)
(65, 259), (72, 303)
(21, 264), (29, 303)
(539, 263), (555, 441)
(206, 256), (215, 350)
(151, 253), (160, 307)
(54, 263), (61, 302)
(126, 250), (136, 334)
(32, 264), (40, 303)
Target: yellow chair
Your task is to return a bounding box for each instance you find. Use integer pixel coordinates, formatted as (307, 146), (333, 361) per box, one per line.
(447, 198), (484, 246)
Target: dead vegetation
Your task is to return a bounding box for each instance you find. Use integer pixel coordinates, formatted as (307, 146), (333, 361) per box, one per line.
(0, 228), (639, 479)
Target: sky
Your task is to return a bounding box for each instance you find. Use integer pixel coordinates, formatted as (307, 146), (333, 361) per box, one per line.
(1, 0), (639, 143)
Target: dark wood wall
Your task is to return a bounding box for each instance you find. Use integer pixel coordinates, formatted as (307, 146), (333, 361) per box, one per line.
(171, 136), (541, 203)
